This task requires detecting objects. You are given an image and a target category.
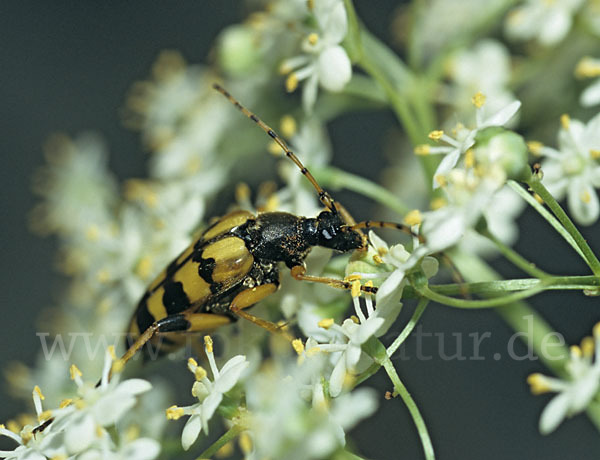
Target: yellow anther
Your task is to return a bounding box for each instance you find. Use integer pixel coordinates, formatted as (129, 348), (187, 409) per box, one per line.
(194, 366), (207, 382)
(135, 256), (153, 280)
(111, 359), (125, 375)
(264, 194), (279, 212)
(570, 344), (582, 358)
(306, 0), (314, 11)
(204, 335), (214, 354)
(166, 405), (184, 420)
(33, 385), (45, 401)
(96, 268), (111, 283)
(6, 420), (20, 434)
(594, 321), (600, 339)
(292, 338), (305, 355)
(527, 141), (544, 156)
(239, 431), (253, 455)
(434, 174), (447, 188)
(85, 225), (100, 242)
(278, 61), (292, 75)
(414, 144), (431, 155)
(345, 274), (362, 282)
(575, 56), (600, 78)
(430, 197), (447, 210)
(125, 424), (140, 442)
(268, 140), (282, 155)
(373, 254), (384, 264)
(428, 130), (444, 141)
(351, 280), (361, 298)
(50, 455), (68, 460)
(107, 345), (116, 361)
(75, 399), (87, 410)
(59, 398), (73, 409)
(472, 91), (486, 108)
(560, 114), (570, 130)
(286, 73), (299, 93)
(318, 318), (335, 330)
(580, 190), (592, 204)
(464, 148), (475, 168)
(235, 182), (251, 203)
(307, 33), (319, 46)
(280, 115), (297, 138)
(533, 193), (544, 204)
(581, 336), (594, 357)
(188, 357), (198, 369)
(590, 150), (600, 160)
(216, 441), (235, 458)
(38, 410), (52, 423)
(527, 373), (552, 394)
(350, 315), (360, 324)
(403, 209), (423, 226)
(21, 428), (33, 444)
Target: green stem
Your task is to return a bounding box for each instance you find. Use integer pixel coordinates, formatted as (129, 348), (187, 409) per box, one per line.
(479, 228), (550, 279)
(428, 275), (600, 296)
(413, 280), (547, 309)
(508, 180), (585, 261)
(381, 356), (435, 460)
(450, 250), (600, 430)
(313, 165), (411, 216)
(526, 178), (600, 276)
(388, 298), (429, 357)
(195, 424), (244, 460)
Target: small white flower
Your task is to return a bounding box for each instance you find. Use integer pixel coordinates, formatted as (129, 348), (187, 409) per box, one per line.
(281, 0), (351, 111)
(167, 337), (248, 451)
(528, 322), (600, 434)
(505, 0), (585, 46)
(539, 113), (600, 225)
(441, 40), (517, 126)
(0, 387), (68, 460)
(53, 348), (153, 455)
(244, 358), (377, 460)
(575, 56), (600, 107)
(416, 96), (521, 188)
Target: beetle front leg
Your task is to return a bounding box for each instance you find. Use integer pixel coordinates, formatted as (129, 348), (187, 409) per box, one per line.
(113, 312), (232, 379)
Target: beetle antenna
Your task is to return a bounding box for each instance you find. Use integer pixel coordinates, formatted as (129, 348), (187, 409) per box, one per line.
(213, 83), (338, 214)
(348, 220), (425, 243)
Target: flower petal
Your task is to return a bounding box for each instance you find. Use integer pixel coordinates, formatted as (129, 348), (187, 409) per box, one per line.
(181, 415), (202, 451)
(318, 46), (352, 92)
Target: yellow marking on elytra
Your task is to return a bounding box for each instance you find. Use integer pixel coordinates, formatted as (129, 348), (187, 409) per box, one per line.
(202, 237), (254, 285)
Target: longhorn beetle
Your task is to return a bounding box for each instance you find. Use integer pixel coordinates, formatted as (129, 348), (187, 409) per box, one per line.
(117, 84), (419, 370)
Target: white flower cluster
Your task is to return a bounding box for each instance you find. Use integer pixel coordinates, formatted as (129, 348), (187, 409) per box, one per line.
(414, 94), (525, 253)
(0, 349), (158, 460)
(528, 323), (600, 434)
(535, 113), (600, 226)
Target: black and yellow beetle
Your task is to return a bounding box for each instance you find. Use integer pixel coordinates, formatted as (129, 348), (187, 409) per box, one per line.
(118, 84), (416, 368)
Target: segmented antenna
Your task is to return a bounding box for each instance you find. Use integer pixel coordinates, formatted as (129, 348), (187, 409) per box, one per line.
(212, 83), (338, 213)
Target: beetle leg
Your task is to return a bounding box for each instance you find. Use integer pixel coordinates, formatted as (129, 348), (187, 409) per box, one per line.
(290, 265), (378, 294)
(228, 283), (293, 341)
(113, 313), (231, 378)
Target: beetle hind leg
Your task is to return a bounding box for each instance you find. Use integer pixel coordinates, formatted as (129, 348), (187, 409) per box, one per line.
(290, 265), (378, 295)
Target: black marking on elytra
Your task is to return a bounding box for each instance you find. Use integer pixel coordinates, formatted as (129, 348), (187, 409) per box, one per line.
(194, 256), (216, 284)
(162, 281), (191, 315)
(135, 292), (155, 335)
